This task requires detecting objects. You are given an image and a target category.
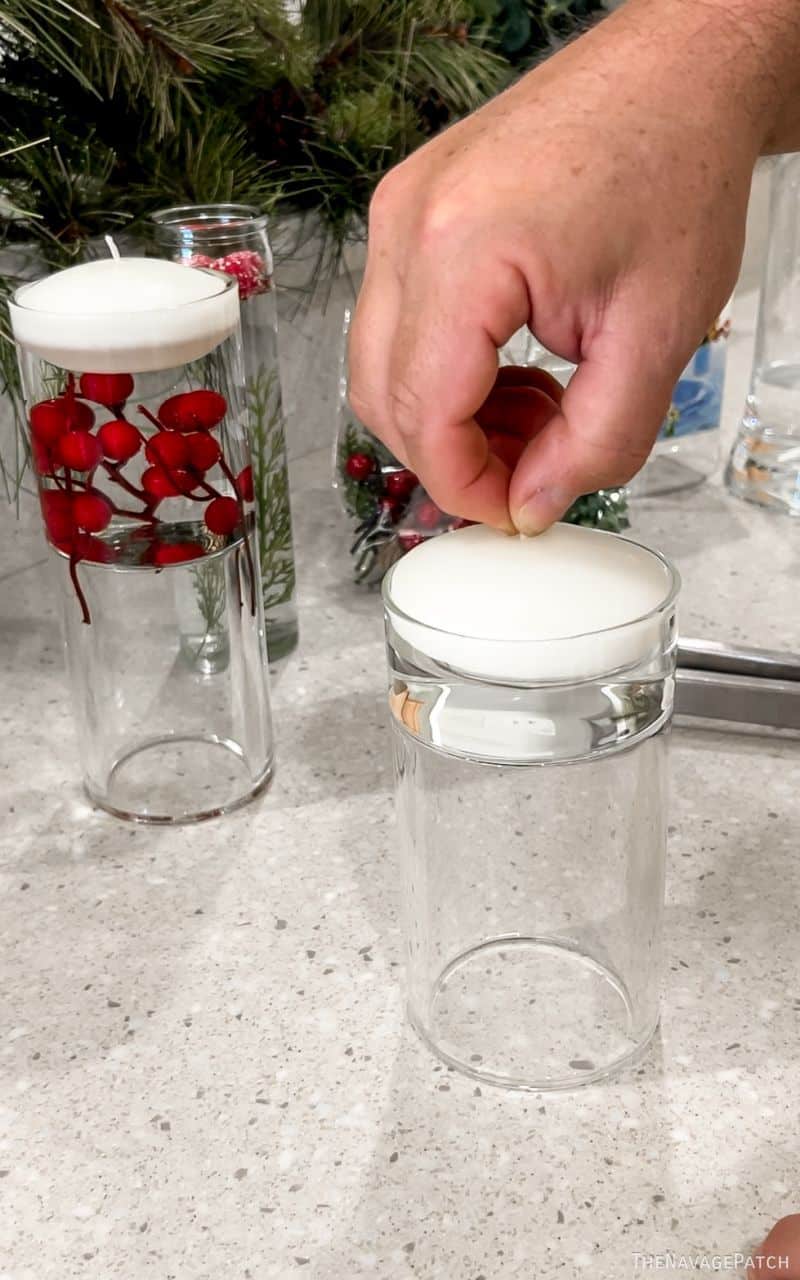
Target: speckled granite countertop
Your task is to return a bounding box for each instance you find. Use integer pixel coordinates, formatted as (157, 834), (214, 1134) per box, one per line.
(1, 283), (798, 1280)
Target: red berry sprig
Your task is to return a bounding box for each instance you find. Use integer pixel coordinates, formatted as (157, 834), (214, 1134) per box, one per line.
(150, 541), (205, 566)
(342, 438), (472, 580)
(40, 489), (76, 543)
(159, 389), (227, 433)
(345, 451), (374, 482)
(145, 432), (190, 468)
(142, 465), (197, 500)
(72, 490), (113, 534)
(58, 430), (103, 472)
(384, 468), (418, 499)
(204, 496), (240, 536)
(234, 465), (254, 502)
(185, 433), (221, 472)
(79, 372), (135, 409)
(98, 419), (141, 463)
(31, 397), (94, 445)
(29, 370), (260, 621)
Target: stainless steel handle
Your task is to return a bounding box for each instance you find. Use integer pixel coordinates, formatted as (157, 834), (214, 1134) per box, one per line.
(675, 668), (800, 731)
(677, 638), (800, 683)
(675, 638), (800, 731)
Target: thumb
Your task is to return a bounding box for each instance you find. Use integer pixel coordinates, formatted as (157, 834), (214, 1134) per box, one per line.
(508, 340), (678, 534)
(747, 1215), (800, 1278)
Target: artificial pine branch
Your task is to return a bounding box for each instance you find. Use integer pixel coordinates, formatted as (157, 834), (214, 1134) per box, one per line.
(0, 0), (262, 135)
(133, 114), (282, 209)
(1, 0), (605, 265)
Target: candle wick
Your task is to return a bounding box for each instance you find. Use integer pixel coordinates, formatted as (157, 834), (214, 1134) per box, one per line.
(104, 235), (121, 261)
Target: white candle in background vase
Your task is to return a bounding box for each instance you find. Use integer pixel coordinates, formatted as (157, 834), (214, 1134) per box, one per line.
(386, 523), (678, 683)
(9, 257), (239, 373)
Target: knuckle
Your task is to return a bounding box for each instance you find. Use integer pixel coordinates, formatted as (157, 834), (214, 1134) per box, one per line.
(416, 191), (464, 252)
(369, 169), (405, 232)
(347, 383), (379, 431)
(388, 379), (426, 440)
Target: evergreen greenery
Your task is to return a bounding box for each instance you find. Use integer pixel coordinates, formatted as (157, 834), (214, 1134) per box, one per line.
(248, 365), (295, 610)
(0, 0), (605, 266)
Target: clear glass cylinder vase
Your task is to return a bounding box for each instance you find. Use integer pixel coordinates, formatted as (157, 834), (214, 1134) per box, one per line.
(11, 268), (274, 822)
(522, 324), (730, 499)
(630, 324), (729, 497)
(150, 204), (299, 657)
(726, 154), (800, 515)
(383, 531), (679, 1091)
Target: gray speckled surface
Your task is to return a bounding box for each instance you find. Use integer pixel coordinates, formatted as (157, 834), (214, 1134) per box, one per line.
(1, 268), (799, 1280)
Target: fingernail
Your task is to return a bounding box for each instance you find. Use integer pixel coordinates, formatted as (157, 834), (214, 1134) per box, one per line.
(514, 489), (576, 536)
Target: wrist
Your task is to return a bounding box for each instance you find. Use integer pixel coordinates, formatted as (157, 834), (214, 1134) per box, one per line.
(624, 0), (800, 155)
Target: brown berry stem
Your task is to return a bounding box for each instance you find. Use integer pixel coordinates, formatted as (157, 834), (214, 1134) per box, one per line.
(63, 468), (91, 625)
(137, 404), (164, 432)
(110, 503), (158, 524)
(234, 547), (244, 612)
(102, 460), (149, 504)
(68, 555), (91, 625)
(193, 476), (224, 500)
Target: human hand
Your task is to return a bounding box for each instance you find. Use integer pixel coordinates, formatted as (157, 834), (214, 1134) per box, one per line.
(348, 0), (783, 532)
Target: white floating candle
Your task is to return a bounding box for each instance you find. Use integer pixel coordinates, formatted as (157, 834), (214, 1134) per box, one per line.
(9, 257), (239, 373)
(385, 523), (678, 683)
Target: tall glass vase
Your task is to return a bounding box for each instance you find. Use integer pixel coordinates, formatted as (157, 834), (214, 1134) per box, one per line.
(10, 259), (274, 823)
(726, 154), (800, 515)
(150, 205), (300, 658)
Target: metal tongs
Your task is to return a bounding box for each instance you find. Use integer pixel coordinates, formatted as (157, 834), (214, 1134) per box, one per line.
(676, 639), (800, 732)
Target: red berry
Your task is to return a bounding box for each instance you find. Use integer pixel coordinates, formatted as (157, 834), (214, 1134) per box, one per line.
(186, 253), (214, 270)
(142, 467), (171, 499)
(345, 451), (374, 482)
(55, 532), (115, 564)
(72, 490), (113, 533)
(40, 489), (75, 542)
(204, 496), (239, 536)
(30, 397), (94, 445)
(31, 438), (54, 475)
(415, 499), (443, 530)
(142, 466), (195, 499)
(58, 430), (102, 472)
(145, 432), (190, 468)
(185, 432), (221, 472)
(398, 532), (424, 551)
(385, 469), (418, 500)
(151, 541), (205, 566)
(159, 389), (227, 433)
(98, 419), (141, 463)
(235, 465), (254, 502)
(79, 372), (134, 408)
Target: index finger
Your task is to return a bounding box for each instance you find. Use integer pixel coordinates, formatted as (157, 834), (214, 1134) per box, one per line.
(386, 254), (530, 530)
